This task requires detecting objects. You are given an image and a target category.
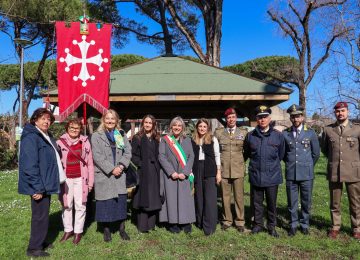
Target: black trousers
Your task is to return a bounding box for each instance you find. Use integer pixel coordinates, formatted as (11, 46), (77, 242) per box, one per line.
(194, 161), (218, 235)
(251, 185), (278, 229)
(28, 195), (51, 250)
(136, 210), (157, 232)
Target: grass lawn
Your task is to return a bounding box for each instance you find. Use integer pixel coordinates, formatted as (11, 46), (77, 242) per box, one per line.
(1, 155), (359, 259)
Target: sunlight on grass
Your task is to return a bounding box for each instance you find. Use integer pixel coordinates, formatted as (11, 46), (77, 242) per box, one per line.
(1, 155), (359, 259)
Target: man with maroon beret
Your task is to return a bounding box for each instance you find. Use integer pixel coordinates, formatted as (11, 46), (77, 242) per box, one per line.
(322, 101), (360, 240)
(214, 108), (247, 232)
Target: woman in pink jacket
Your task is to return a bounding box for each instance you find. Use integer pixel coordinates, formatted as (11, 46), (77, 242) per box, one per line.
(57, 118), (94, 245)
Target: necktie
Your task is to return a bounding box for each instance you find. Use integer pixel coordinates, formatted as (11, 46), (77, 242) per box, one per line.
(296, 129), (300, 139)
(340, 125), (344, 135)
(229, 129), (233, 137)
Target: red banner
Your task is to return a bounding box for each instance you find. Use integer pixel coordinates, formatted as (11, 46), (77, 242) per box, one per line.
(56, 22), (111, 121)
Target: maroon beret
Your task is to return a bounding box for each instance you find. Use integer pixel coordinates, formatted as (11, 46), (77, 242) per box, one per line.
(333, 102), (348, 109)
(224, 108), (237, 117)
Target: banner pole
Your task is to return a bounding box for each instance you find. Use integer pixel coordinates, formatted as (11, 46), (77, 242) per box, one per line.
(83, 102), (87, 135)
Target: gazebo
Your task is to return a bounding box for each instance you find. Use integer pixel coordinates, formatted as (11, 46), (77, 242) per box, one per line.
(48, 56), (292, 125)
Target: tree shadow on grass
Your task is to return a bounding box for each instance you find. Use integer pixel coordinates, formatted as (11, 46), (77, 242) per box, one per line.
(315, 171), (327, 177)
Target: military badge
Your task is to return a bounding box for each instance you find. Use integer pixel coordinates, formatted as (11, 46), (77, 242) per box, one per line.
(259, 105), (267, 112)
(235, 134), (244, 140)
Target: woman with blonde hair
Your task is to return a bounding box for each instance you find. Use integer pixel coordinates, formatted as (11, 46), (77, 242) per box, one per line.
(191, 118), (221, 236)
(91, 109), (132, 241)
(159, 116), (195, 233)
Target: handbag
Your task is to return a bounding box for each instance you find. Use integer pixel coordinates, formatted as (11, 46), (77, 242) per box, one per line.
(125, 161), (139, 188)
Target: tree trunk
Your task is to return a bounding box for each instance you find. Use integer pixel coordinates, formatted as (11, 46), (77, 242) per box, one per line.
(299, 82), (307, 117)
(203, 0), (223, 67)
(157, 0), (173, 55)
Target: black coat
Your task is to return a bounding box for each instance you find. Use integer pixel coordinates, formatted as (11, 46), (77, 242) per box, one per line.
(131, 135), (162, 211)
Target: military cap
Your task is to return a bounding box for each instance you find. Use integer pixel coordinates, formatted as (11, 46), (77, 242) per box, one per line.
(333, 101), (348, 110)
(287, 104), (304, 115)
(255, 105), (272, 117)
(224, 107), (237, 117)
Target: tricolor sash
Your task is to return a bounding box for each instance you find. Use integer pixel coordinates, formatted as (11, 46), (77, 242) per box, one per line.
(163, 135), (194, 189)
(163, 135), (187, 168)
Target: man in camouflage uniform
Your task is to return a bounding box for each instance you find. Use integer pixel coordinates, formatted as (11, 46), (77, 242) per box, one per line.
(322, 101), (360, 240)
(215, 108), (247, 232)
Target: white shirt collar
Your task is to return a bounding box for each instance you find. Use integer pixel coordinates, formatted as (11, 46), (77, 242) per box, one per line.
(227, 126), (236, 133)
(293, 124), (303, 132)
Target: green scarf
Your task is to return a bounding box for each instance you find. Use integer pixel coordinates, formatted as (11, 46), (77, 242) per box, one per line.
(114, 129), (125, 149)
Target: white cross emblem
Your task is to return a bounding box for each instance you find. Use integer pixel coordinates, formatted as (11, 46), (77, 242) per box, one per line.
(59, 35), (109, 87)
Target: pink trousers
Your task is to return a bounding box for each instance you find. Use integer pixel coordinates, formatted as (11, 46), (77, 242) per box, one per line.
(62, 177), (86, 234)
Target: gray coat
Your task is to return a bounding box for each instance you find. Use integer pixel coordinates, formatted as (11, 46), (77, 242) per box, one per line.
(159, 136), (196, 224)
(91, 130), (132, 200)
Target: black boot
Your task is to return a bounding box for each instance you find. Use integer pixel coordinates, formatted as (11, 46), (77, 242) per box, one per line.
(119, 221), (130, 240)
(103, 223), (112, 242)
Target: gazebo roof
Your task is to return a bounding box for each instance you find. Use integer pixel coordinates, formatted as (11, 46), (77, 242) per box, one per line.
(48, 56), (292, 120)
(108, 56), (291, 95)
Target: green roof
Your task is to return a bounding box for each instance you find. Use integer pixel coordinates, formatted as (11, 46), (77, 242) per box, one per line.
(108, 56), (291, 95)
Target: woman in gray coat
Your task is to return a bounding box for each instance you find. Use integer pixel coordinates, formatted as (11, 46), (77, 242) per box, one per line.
(159, 116), (196, 233)
(91, 109), (132, 242)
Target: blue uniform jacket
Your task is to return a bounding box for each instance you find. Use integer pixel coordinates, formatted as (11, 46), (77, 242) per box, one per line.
(244, 126), (285, 187)
(283, 125), (320, 181)
(18, 123), (60, 195)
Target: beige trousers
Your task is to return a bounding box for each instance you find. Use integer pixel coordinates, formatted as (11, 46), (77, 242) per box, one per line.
(62, 177), (86, 234)
(329, 181), (360, 232)
(221, 177), (245, 227)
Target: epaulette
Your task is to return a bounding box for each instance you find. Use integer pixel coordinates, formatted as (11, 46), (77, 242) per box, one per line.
(286, 127), (292, 132)
(238, 126), (248, 132)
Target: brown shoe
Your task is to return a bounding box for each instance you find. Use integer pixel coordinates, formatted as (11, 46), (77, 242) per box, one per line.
(327, 229), (339, 239)
(60, 231), (74, 242)
(73, 233), (82, 245)
(236, 226), (245, 233)
(353, 232), (360, 240)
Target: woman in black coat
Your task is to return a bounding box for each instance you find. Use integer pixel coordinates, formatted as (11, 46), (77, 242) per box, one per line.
(131, 115), (162, 233)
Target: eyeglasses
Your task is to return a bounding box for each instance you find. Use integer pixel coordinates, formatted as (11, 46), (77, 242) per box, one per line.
(69, 127), (81, 131)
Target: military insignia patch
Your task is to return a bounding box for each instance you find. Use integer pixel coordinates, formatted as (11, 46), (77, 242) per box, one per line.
(259, 105), (267, 112)
(235, 134), (244, 140)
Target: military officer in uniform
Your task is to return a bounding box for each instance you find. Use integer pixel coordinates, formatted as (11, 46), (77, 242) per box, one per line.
(214, 108), (247, 232)
(322, 101), (360, 240)
(244, 105), (285, 238)
(283, 104), (320, 236)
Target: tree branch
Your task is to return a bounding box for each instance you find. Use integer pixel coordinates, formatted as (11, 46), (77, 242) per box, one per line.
(267, 10), (302, 57)
(164, 0), (206, 62)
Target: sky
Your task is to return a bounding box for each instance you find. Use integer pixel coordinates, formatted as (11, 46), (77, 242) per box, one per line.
(0, 1), (341, 117)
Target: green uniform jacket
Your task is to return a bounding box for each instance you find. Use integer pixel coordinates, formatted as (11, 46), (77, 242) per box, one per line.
(214, 127), (247, 178)
(321, 121), (360, 182)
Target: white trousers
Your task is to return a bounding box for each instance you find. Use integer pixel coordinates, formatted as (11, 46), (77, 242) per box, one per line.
(62, 177), (86, 234)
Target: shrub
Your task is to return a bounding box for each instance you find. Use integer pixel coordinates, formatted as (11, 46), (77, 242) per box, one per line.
(0, 130), (17, 170)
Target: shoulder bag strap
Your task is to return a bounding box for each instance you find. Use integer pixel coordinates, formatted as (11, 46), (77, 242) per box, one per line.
(60, 138), (87, 166)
